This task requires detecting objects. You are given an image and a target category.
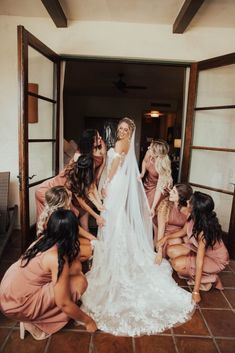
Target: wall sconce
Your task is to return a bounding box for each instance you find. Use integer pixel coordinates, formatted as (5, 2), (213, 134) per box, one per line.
(28, 83), (38, 123)
(174, 139), (181, 148)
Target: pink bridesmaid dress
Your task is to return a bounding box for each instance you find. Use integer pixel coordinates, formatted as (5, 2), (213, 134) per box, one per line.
(0, 248), (80, 334)
(183, 220), (229, 289)
(143, 154), (164, 240)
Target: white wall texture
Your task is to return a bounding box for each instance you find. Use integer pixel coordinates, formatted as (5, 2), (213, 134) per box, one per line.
(0, 15), (235, 228)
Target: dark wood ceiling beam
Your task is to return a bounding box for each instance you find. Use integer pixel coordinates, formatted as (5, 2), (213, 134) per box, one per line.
(41, 0), (67, 28)
(173, 0), (205, 34)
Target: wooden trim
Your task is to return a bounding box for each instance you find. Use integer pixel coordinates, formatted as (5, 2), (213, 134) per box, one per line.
(228, 185), (235, 259)
(192, 146), (235, 153)
(28, 139), (56, 143)
(55, 61), (61, 174)
(190, 183), (233, 196)
(173, 0), (205, 34)
(181, 63), (198, 182)
(18, 26), (30, 251)
(29, 176), (54, 188)
(21, 26), (60, 62)
(41, 0), (67, 28)
(195, 105), (235, 111)
(198, 52), (235, 71)
(28, 91), (56, 104)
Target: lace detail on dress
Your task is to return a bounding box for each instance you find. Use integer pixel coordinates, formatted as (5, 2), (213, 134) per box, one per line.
(82, 134), (195, 336)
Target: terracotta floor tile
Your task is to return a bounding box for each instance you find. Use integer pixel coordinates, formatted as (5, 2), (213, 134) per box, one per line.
(0, 313), (16, 328)
(2, 330), (47, 353)
(223, 289), (235, 308)
(93, 332), (133, 353)
(48, 331), (90, 353)
(216, 339), (235, 353)
(175, 337), (218, 353)
(0, 328), (10, 347)
(202, 309), (235, 337)
(173, 310), (209, 336)
(135, 335), (176, 353)
(199, 289), (230, 309)
(219, 272), (235, 288)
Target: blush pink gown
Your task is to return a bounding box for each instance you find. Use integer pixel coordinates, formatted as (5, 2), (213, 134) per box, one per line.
(0, 248), (80, 334)
(35, 172), (79, 221)
(143, 155), (164, 240)
(182, 221), (229, 289)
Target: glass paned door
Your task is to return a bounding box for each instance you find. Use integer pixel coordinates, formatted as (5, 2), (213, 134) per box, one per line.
(18, 26), (61, 250)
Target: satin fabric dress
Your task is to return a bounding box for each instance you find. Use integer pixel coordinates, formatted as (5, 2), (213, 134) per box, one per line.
(0, 248), (80, 334)
(143, 154), (164, 240)
(182, 221), (229, 289)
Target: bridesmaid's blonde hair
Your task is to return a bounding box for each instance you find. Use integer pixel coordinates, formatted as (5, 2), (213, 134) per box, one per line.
(37, 186), (69, 237)
(149, 140), (172, 192)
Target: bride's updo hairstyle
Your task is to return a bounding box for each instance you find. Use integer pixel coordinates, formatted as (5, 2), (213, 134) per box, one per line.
(117, 117), (136, 139)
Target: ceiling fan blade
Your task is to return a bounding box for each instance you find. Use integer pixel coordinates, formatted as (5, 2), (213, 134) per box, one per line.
(126, 85), (147, 90)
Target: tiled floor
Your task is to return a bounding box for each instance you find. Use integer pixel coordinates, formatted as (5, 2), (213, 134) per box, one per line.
(0, 230), (235, 353)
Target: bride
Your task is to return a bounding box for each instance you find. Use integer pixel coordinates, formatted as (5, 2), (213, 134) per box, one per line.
(81, 117), (195, 336)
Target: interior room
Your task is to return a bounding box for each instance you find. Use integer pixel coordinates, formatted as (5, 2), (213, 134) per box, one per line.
(0, 1), (235, 352)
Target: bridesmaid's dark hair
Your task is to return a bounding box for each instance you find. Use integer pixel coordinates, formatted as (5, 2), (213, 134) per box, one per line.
(21, 209), (80, 279)
(175, 183), (193, 209)
(64, 154), (94, 198)
(189, 191), (223, 248)
(78, 129), (99, 154)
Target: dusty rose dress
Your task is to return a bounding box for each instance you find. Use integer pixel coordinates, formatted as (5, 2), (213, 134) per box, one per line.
(0, 248), (80, 334)
(165, 205), (188, 235)
(143, 154), (164, 240)
(182, 221), (229, 289)
(35, 172), (79, 221)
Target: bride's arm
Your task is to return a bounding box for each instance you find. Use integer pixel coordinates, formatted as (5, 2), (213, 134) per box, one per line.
(101, 141), (123, 198)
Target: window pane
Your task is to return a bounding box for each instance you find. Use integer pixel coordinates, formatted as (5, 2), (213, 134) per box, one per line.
(28, 46), (54, 100)
(189, 150), (235, 192)
(29, 142), (55, 185)
(193, 109), (235, 149)
(28, 99), (55, 139)
(196, 64), (235, 107)
(191, 186), (232, 232)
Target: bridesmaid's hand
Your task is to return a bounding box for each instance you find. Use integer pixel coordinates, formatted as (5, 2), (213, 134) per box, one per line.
(150, 207), (155, 218)
(157, 236), (167, 248)
(192, 291), (201, 304)
(96, 215), (105, 227)
(85, 318), (98, 333)
(101, 187), (107, 199)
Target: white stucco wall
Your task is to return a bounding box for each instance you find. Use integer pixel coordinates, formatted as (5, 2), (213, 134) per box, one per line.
(0, 15), (235, 227)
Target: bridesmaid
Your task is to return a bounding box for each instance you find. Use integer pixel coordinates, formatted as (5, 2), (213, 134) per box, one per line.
(139, 139), (172, 241)
(35, 154), (105, 228)
(73, 129), (107, 230)
(0, 210), (97, 340)
(37, 186), (97, 262)
(158, 191), (229, 303)
(156, 183), (193, 263)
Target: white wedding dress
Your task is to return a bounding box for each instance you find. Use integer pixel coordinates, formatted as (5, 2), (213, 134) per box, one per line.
(81, 131), (195, 336)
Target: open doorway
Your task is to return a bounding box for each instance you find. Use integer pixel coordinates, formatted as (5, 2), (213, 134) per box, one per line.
(63, 58), (189, 182)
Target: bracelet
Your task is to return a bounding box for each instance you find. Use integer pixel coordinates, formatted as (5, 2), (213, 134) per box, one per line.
(192, 291), (199, 295)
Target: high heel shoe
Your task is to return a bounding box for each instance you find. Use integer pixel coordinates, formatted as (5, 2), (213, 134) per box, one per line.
(20, 322), (51, 340)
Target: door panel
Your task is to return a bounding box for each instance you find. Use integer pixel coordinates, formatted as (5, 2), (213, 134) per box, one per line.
(18, 26), (61, 250)
(181, 53), (235, 258)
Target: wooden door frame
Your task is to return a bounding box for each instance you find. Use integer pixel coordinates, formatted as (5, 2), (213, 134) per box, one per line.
(18, 25), (61, 250)
(180, 52), (235, 258)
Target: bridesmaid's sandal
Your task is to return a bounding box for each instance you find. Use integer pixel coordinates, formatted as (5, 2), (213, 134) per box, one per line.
(20, 322), (51, 340)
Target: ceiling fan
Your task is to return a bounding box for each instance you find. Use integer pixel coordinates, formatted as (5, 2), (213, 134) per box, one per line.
(113, 73), (147, 92)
